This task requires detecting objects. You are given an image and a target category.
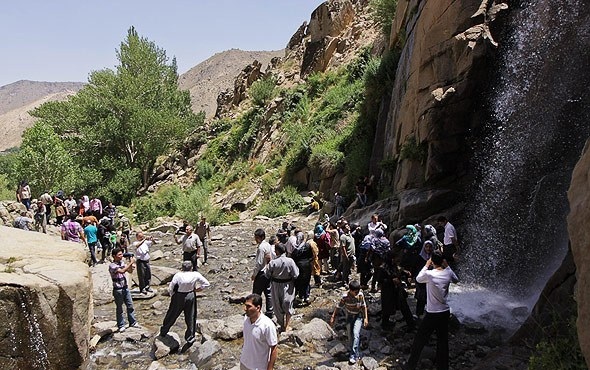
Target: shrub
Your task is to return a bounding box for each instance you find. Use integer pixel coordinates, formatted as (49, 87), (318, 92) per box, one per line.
(369, 0), (398, 37)
(257, 186), (304, 218)
(175, 181), (230, 226)
(249, 76), (277, 107)
(196, 160), (215, 181)
(131, 184), (181, 222)
(0, 174), (15, 201)
(400, 136), (427, 163)
(308, 144), (345, 174)
(251, 163), (266, 177)
(528, 317), (586, 370)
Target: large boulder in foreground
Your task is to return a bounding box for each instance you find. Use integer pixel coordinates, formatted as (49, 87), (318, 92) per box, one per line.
(568, 139), (590, 368)
(0, 226), (92, 370)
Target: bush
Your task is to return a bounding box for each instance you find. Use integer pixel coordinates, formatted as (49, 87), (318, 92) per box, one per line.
(257, 186), (304, 218)
(369, 0), (398, 37)
(196, 160), (215, 181)
(400, 136), (427, 163)
(131, 184), (181, 222)
(175, 181), (231, 226)
(528, 317), (586, 370)
(308, 144), (345, 173)
(249, 76), (277, 107)
(0, 174), (15, 201)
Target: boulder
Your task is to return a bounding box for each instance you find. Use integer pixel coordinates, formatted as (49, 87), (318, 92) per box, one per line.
(188, 339), (222, 368)
(152, 332), (181, 359)
(292, 318), (335, 343)
(151, 250), (165, 261)
(197, 314), (244, 340)
(150, 265), (179, 285)
(0, 226), (92, 370)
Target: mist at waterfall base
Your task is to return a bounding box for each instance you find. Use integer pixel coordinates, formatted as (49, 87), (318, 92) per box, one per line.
(452, 0), (590, 332)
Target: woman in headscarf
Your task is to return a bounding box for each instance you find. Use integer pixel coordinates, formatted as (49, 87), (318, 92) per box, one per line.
(396, 225), (422, 274)
(291, 229), (313, 305)
(414, 240), (434, 317)
(314, 224), (331, 274)
(423, 224), (442, 252)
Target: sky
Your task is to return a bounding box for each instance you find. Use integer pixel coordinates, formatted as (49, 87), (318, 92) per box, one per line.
(0, 1), (325, 87)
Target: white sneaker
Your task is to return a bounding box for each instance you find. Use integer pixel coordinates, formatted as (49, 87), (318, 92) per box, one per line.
(349, 356), (356, 364)
(118, 326), (126, 333)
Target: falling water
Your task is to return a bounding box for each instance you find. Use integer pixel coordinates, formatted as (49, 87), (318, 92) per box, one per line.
(456, 0), (590, 330)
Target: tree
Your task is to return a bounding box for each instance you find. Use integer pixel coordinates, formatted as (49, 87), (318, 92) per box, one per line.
(30, 27), (202, 203)
(15, 122), (82, 194)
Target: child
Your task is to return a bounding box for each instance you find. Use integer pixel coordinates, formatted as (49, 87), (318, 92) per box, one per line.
(329, 280), (368, 364)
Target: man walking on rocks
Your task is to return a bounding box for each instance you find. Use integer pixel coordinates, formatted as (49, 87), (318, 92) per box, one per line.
(196, 216), (211, 264)
(240, 293), (278, 370)
(109, 247), (139, 332)
(159, 261), (210, 345)
(252, 228), (275, 318)
(264, 243), (299, 332)
(175, 225), (202, 271)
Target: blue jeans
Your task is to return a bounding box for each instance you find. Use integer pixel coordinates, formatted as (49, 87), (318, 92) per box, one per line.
(113, 288), (136, 328)
(346, 313), (362, 360)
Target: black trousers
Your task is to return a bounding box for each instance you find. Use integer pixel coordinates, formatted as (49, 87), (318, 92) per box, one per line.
(136, 259), (151, 292)
(252, 271), (273, 317)
(183, 250), (198, 271)
(160, 291), (196, 341)
(407, 310), (450, 370)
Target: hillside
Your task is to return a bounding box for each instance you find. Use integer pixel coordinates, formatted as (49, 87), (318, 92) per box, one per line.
(0, 80), (84, 151)
(178, 48), (284, 118)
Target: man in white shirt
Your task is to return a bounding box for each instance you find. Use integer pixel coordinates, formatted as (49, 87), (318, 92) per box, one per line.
(175, 225), (202, 271)
(132, 232), (154, 294)
(402, 253), (459, 370)
(368, 213), (387, 236)
(240, 293), (278, 370)
(159, 261), (210, 345)
(437, 216), (459, 267)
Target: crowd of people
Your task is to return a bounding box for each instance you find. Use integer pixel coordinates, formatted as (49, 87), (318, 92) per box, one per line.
(244, 212), (460, 369)
(12, 180), (461, 370)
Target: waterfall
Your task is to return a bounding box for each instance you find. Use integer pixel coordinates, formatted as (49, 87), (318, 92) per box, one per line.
(454, 0), (590, 329)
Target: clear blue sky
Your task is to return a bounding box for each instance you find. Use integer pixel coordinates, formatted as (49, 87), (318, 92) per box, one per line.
(0, 1), (324, 87)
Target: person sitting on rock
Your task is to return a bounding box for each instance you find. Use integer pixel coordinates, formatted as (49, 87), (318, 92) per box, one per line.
(159, 261), (210, 345)
(13, 210), (34, 231)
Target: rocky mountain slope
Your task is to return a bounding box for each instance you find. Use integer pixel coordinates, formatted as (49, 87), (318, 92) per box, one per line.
(0, 81), (84, 151)
(179, 49), (284, 118)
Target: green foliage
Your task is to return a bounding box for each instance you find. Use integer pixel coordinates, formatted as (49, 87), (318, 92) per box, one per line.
(0, 174), (15, 201)
(15, 122), (82, 193)
(27, 27), (202, 203)
(175, 181), (230, 226)
(195, 160), (215, 181)
(257, 186), (304, 218)
(131, 184), (182, 222)
(249, 76), (277, 107)
(380, 157), (398, 174)
(400, 136), (427, 163)
(251, 163), (266, 177)
(369, 0), (399, 37)
(528, 318), (586, 370)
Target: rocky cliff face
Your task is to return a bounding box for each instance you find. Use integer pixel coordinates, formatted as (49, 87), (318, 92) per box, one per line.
(568, 140), (590, 368)
(0, 226), (93, 369)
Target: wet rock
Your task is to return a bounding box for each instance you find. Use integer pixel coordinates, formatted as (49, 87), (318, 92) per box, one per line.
(151, 250), (165, 261)
(327, 342), (347, 357)
(211, 234), (223, 241)
(228, 292), (250, 304)
(197, 314), (244, 340)
(131, 290), (157, 300)
(147, 361), (168, 370)
(188, 339), (222, 368)
(112, 326), (150, 342)
(150, 265), (179, 285)
(294, 318), (335, 343)
(93, 321), (118, 333)
(511, 306), (528, 318)
(465, 322), (487, 335)
(361, 356), (378, 370)
(152, 332), (181, 359)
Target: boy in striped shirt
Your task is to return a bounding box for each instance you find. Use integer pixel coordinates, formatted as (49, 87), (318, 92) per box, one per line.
(329, 280), (368, 364)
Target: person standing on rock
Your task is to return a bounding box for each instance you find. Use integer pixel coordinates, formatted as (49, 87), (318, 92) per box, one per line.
(132, 231), (155, 294)
(159, 261), (210, 345)
(252, 228), (275, 319)
(109, 247), (139, 332)
(117, 212), (132, 245)
(240, 293), (278, 370)
(437, 216), (459, 268)
(16, 180), (32, 210)
(175, 225), (202, 271)
(264, 243), (299, 332)
(402, 252), (459, 370)
(195, 215), (211, 265)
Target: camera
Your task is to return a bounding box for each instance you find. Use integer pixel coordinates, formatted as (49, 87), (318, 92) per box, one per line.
(123, 252), (134, 258)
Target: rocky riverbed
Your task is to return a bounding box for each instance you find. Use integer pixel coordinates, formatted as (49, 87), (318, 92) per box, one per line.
(80, 213), (528, 370)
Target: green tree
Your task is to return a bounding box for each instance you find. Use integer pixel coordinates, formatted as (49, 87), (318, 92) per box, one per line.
(14, 122), (81, 193)
(30, 27), (202, 202)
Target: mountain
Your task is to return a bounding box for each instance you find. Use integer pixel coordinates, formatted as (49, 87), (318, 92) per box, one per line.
(0, 81), (84, 151)
(178, 48), (284, 118)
